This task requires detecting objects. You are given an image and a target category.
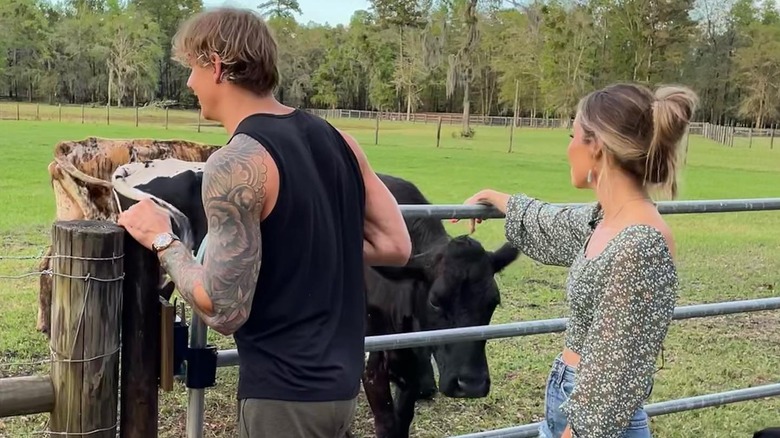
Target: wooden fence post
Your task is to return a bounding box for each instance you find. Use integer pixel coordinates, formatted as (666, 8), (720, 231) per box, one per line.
(375, 112), (379, 145)
(120, 233), (161, 438)
(436, 116), (442, 148)
(49, 220), (124, 437)
(508, 117), (515, 153)
(730, 124), (735, 147)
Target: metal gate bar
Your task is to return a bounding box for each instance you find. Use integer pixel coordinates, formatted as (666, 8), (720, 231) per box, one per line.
(400, 198), (780, 220)
(214, 297), (780, 368)
(451, 382), (780, 437)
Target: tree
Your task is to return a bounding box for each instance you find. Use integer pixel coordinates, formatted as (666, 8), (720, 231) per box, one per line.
(370, 0), (429, 115)
(134, 0), (203, 103)
(0, 0), (779, 123)
(258, 0), (302, 20)
(446, 0), (480, 137)
(537, 0), (597, 116)
(105, 5), (164, 107)
(734, 22), (780, 127)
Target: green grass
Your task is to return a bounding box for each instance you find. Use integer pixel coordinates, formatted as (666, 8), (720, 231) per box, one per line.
(0, 117), (779, 438)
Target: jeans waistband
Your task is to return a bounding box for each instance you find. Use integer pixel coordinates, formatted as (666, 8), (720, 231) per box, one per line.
(550, 353), (655, 400)
(551, 353), (577, 386)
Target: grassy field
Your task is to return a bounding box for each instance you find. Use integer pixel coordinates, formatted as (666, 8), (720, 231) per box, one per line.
(0, 114), (779, 438)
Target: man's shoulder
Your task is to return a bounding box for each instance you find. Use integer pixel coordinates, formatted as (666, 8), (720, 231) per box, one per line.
(203, 133), (276, 175)
(210, 133), (272, 162)
(293, 110), (352, 143)
(225, 132), (264, 149)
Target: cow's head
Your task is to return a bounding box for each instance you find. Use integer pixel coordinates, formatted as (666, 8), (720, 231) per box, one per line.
(374, 235), (519, 398)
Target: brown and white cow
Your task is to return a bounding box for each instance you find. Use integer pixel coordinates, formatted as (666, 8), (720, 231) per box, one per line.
(37, 137), (221, 335)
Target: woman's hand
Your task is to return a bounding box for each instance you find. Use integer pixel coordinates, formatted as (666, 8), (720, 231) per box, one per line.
(453, 189), (510, 234)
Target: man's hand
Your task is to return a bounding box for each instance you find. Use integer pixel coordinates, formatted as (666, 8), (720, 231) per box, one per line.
(117, 198), (174, 251)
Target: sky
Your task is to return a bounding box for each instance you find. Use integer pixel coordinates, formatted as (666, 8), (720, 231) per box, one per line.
(203, 0), (372, 26)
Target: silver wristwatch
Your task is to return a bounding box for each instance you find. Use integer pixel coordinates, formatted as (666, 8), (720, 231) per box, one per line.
(152, 232), (179, 253)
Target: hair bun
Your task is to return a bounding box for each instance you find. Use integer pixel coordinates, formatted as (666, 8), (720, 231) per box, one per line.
(645, 85), (699, 197)
(654, 86), (698, 122)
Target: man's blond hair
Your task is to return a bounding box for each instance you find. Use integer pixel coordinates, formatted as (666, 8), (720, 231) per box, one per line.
(172, 7), (279, 96)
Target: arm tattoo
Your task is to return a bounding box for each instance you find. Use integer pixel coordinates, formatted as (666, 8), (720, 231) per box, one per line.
(158, 134), (267, 336)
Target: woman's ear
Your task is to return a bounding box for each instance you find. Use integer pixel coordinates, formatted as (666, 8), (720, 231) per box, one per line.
(590, 147), (601, 164)
(590, 137), (605, 163)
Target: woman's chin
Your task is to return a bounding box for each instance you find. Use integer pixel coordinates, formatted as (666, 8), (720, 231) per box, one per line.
(570, 174), (585, 189)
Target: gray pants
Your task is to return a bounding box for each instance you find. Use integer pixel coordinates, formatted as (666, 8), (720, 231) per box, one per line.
(238, 397), (357, 438)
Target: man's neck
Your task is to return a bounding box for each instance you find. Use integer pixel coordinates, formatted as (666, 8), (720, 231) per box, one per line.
(215, 90), (294, 136)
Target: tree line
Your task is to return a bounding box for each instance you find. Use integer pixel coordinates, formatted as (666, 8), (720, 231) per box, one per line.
(1, 0), (779, 135)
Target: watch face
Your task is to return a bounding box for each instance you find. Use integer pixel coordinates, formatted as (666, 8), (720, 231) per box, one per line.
(154, 233), (173, 249)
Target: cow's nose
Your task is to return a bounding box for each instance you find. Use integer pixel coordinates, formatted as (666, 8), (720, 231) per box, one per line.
(456, 376), (489, 396)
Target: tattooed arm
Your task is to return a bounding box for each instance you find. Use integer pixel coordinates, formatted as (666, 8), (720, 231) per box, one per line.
(156, 134), (269, 336)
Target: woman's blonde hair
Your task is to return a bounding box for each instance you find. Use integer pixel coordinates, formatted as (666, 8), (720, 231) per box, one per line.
(576, 83), (699, 199)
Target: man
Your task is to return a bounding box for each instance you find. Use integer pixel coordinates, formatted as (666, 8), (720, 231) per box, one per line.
(118, 7), (412, 437)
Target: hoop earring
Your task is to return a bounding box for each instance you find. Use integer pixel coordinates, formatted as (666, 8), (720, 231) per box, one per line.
(586, 169), (593, 184)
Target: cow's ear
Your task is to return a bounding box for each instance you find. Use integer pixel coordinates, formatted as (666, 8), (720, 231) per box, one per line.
(489, 242), (520, 273)
(371, 250), (437, 282)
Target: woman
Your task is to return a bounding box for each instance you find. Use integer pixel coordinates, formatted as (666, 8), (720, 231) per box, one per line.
(460, 83), (698, 438)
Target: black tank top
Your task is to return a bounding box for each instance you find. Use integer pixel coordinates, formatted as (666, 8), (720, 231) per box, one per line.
(230, 110), (366, 402)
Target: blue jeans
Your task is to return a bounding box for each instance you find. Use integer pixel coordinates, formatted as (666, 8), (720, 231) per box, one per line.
(538, 355), (652, 438)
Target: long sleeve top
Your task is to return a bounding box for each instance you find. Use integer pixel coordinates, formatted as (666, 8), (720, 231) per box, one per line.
(504, 193), (678, 438)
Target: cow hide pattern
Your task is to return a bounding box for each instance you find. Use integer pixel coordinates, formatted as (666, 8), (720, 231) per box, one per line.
(37, 136), (221, 336)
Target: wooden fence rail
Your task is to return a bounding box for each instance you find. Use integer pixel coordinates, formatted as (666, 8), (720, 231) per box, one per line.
(694, 122), (776, 148)
(0, 375), (54, 417)
(1, 102), (777, 147)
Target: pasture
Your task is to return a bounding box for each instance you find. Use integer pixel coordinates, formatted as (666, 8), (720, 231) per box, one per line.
(0, 114), (779, 438)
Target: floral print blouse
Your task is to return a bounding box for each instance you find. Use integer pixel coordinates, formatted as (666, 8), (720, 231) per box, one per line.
(504, 193), (678, 438)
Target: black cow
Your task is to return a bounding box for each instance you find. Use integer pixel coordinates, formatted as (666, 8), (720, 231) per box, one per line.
(755, 428), (780, 438)
(363, 174), (520, 438)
